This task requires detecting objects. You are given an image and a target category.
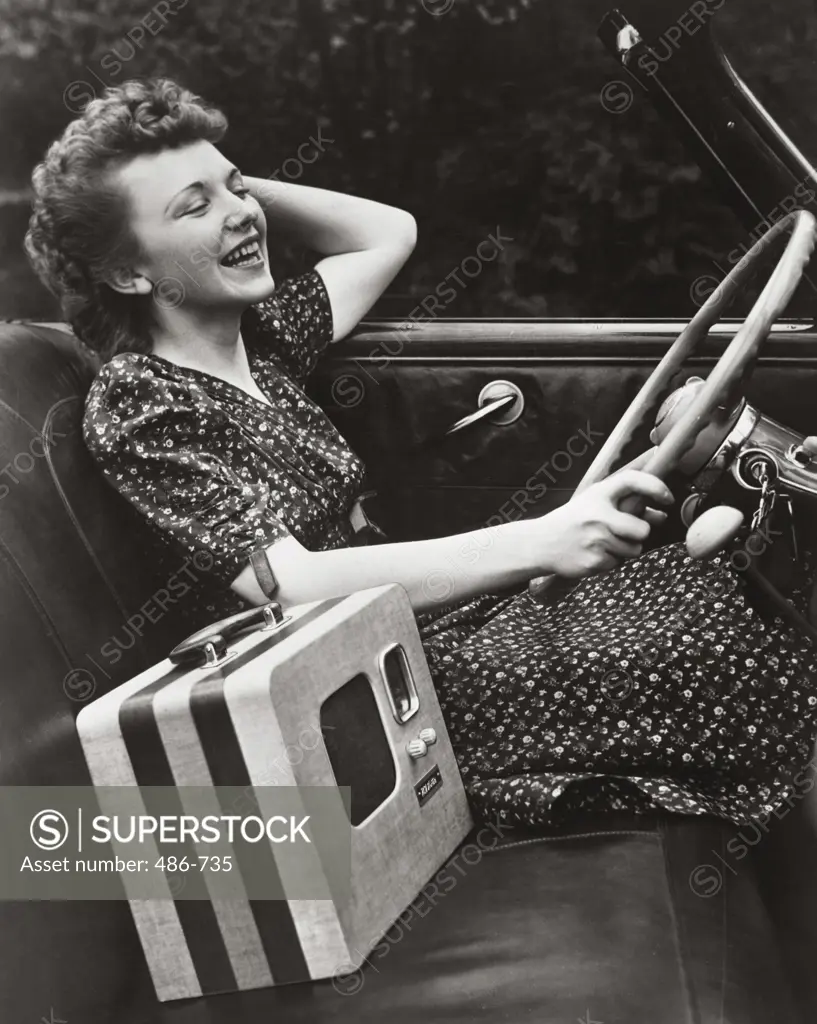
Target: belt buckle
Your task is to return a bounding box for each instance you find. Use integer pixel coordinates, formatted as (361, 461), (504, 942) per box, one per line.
(349, 491), (387, 543)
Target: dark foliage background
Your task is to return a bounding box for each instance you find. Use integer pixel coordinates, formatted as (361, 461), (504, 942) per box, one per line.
(1, 0), (817, 321)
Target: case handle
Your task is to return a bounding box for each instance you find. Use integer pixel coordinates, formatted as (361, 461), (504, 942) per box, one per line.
(168, 602), (286, 668)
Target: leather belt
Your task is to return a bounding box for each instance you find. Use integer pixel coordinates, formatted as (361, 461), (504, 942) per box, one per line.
(250, 539), (279, 600)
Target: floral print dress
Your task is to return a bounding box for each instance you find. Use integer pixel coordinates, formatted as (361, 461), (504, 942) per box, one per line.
(83, 268), (817, 829)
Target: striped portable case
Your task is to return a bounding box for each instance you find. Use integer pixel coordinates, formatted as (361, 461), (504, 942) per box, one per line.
(75, 583), (473, 1003)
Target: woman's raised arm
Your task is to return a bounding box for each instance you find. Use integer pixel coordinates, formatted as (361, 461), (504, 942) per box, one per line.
(245, 177), (416, 343)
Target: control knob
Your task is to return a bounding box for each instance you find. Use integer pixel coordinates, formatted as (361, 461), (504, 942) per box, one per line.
(407, 738), (428, 760)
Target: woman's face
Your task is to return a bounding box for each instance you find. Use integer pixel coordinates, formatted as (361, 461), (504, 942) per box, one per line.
(112, 139), (274, 312)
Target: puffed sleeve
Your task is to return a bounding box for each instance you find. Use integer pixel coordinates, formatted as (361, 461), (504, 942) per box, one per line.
(242, 268), (335, 384)
(82, 358), (293, 589)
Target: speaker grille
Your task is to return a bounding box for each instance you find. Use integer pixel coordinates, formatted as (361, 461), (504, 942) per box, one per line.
(320, 673), (397, 826)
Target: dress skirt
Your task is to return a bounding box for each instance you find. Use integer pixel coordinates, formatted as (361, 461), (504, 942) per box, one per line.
(416, 541), (817, 828)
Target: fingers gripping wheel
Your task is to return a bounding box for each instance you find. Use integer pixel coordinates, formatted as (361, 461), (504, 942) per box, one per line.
(529, 209), (817, 600)
(168, 602), (288, 668)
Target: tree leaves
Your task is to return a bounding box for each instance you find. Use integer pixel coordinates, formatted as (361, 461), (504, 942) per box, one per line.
(2, 0), (816, 320)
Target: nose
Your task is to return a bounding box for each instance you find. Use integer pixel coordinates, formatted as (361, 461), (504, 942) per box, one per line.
(225, 208), (257, 234)
(224, 193), (257, 234)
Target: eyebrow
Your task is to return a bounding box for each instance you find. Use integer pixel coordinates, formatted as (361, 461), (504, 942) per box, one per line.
(165, 166), (242, 213)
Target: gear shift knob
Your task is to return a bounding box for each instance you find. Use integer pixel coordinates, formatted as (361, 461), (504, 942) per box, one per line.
(685, 505), (745, 559)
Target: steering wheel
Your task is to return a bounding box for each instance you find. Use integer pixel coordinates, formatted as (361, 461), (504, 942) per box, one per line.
(529, 208), (817, 600)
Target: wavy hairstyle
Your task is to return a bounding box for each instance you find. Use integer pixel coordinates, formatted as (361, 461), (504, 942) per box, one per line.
(24, 78), (228, 359)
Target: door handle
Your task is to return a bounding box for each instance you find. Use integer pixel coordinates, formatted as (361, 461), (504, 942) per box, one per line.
(445, 380), (524, 436)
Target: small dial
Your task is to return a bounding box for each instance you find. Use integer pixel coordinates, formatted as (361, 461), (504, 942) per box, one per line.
(407, 738), (428, 760)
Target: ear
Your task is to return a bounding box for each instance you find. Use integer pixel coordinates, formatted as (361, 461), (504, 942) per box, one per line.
(104, 266), (153, 296)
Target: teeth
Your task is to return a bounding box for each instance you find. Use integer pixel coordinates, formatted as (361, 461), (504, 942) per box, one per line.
(223, 241), (261, 267)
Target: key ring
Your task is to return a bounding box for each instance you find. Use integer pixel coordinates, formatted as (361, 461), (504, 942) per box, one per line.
(751, 468), (778, 532)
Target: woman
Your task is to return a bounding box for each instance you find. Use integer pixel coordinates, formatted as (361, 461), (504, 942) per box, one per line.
(26, 78), (817, 828)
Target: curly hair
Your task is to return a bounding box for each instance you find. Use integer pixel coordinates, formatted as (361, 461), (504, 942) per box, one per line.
(24, 78), (228, 359)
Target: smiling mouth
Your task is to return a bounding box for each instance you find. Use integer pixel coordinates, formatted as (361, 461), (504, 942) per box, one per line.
(220, 239), (264, 269)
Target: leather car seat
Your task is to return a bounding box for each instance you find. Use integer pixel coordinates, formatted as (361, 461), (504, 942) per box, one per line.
(0, 321), (805, 1024)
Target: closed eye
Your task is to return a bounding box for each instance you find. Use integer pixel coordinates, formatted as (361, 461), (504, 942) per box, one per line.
(183, 186), (250, 217)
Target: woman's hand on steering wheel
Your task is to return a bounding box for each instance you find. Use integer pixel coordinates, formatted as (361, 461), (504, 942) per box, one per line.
(613, 445), (670, 527)
(531, 470), (675, 580)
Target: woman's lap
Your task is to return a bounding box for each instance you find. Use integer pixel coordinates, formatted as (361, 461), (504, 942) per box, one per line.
(420, 541), (817, 826)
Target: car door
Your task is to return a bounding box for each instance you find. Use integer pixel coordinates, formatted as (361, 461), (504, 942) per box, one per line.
(309, 318), (817, 546)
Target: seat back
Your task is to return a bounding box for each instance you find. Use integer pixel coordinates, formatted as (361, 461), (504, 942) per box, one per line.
(0, 322), (223, 782)
(0, 321), (220, 1020)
